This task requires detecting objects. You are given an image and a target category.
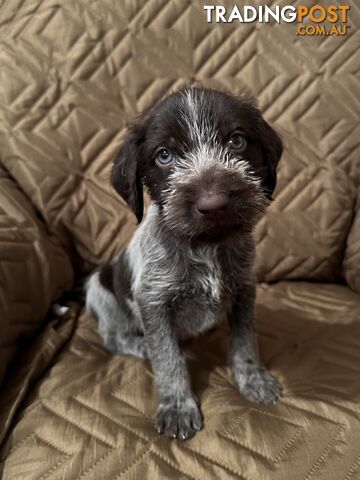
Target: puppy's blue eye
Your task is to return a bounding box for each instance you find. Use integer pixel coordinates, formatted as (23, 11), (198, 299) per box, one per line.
(156, 148), (174, 167)
(228, 133), (247, 152)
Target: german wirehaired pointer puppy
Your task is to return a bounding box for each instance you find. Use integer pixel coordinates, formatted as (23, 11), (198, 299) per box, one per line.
(86, 86), (283, 440)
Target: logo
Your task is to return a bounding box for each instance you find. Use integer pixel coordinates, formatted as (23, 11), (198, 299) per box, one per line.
(203, 4), (351, 36)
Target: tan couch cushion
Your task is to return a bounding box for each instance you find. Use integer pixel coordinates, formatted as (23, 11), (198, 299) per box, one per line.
(0, 0), (358, 281)
(0, 164), (73, 387)
(1, 282), (360, 479)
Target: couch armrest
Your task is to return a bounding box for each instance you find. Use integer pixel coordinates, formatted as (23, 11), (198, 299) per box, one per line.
(0, 166), (74, 386)
(343, 195), (360, 294)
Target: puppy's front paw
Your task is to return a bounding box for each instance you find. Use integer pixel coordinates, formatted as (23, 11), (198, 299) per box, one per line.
(236, 366), (282, 405)
(156, 397), (203, 440)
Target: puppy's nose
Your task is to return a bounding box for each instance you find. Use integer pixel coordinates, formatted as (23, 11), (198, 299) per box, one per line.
(196, 193), (228, 216)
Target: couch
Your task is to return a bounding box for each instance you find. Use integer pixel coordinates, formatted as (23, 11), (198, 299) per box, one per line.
(1, 1), (359, 479)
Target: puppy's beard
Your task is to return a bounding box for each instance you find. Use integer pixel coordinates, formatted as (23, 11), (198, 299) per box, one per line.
(160, 181), (266, 243)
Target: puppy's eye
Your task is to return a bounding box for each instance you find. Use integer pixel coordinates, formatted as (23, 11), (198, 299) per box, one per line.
(155, 148), (174, 167)
(228, 133), (247, 152)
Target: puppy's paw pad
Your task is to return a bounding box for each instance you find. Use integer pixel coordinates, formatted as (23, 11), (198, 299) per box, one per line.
(238, 368), (282, 405)
(156, 400), (203, 440)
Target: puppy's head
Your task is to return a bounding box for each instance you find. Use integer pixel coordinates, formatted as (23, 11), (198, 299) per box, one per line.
(112, 86), (282, 243)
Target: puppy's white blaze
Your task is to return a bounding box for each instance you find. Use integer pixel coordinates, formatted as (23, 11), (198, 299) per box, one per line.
(180, 89), (262, 187)
(181, 88), (216, 146)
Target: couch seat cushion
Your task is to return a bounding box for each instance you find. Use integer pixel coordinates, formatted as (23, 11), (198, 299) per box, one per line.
(1, 282), (360, 479)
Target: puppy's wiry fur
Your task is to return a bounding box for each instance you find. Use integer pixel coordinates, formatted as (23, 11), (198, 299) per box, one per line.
(86, 86), (283, 440)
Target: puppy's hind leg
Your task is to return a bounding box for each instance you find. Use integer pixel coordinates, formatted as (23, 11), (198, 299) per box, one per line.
(86, 267), (147, 359)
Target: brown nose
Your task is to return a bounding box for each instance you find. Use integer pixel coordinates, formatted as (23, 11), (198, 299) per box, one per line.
(196, 193), (228, 216)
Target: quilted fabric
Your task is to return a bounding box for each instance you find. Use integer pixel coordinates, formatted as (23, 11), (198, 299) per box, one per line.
(0, 164), (73, 388)
(1, 282), (360, 480)
(0, 0), (359, 281)
(0, 303), (79, 446)
(1, 1), (360, 479)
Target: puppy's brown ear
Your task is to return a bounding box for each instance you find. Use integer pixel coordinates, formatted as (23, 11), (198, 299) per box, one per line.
(258, 117), (283, 200)
(111, 128), (144, 223)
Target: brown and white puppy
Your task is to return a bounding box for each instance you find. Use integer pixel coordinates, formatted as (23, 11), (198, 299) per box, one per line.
(86, 86), (283, 440)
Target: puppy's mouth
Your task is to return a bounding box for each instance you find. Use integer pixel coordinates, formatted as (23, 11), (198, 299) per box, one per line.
(195, 223), (241, 243)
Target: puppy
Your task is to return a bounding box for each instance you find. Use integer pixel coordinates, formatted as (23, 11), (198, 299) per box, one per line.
(86, 86), (283, 440)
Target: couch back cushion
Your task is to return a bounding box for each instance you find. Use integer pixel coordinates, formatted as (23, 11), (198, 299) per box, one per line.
(255, 132), (355, 282)
(0, 1), (358, 281)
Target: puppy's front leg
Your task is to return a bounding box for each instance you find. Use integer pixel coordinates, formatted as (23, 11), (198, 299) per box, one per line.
(229, 283), (282, 404)
(140, 301), (203, 440)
